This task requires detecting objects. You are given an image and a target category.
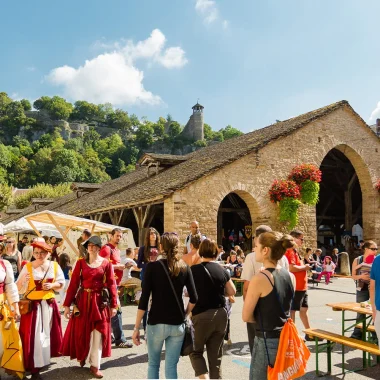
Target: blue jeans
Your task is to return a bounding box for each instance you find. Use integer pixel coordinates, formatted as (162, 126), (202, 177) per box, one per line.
(111, 309), (126, 345)
(250, 336), (279, 380)
(146, 323), (185, 379)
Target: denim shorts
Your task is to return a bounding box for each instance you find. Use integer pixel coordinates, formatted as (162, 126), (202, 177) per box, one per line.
(249, 336), (279, 380)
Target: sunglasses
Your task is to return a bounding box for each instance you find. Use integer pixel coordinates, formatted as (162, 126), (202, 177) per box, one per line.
(369, 248), (378, 251)
(5, 241), (13, 244)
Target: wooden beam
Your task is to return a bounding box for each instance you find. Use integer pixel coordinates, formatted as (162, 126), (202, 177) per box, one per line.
(25, 218), (42, 237)
(45, 214), (80, 256)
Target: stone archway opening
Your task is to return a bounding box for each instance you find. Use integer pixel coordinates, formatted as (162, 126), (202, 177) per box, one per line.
(317, 148), (363, 255)
(217, 192), (253, 253)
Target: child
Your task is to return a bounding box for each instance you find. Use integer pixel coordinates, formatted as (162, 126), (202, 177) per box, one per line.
(120, 248), (142, 302)
(316, 256), (336, 284)
(58, 253), (72, 307)
(355, 254), (375, 291)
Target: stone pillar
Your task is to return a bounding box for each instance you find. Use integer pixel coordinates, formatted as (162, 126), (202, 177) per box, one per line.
(339, 252), (351, 276)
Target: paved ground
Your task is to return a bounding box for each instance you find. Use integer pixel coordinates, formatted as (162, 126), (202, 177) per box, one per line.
(2, 277), (380, 379)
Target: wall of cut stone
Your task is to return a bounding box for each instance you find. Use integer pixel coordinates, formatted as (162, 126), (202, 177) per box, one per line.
(165, 108), (380, 249)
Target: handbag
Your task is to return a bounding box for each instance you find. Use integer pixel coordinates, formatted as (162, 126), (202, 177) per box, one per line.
(158, 260), (194, 356)
(257, 271), (310, 380)
(19, 263), (51, 315)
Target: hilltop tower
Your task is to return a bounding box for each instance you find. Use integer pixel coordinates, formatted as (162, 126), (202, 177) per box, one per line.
(181, 102), (204, 141)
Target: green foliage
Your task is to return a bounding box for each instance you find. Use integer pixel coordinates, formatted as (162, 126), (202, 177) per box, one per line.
(0, 92), (243, 190)
(220, 125), (243, 140)
(300, 180), (320, 205)
(20, 99), (32, 111)
(279, 197), (301, 229)
(33, 96), (73, 120)
(13, 183), (72, 209)
(0, 183), (12, 211)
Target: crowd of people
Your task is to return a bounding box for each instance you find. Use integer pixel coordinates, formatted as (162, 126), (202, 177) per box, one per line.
(0, 221), (379, 380)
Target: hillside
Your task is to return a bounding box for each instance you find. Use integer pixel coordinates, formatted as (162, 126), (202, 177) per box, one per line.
(0, 92), (243, 192)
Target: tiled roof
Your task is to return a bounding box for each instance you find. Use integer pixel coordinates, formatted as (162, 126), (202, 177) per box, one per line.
(3, 100), (368, 221)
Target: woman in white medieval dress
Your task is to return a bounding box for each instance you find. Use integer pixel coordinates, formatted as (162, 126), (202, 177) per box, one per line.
(0, 256), (24, 379)
(16, 237), (64, 380)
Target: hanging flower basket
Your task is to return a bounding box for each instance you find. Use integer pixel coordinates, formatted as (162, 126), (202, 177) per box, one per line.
(288, 164), (321, 206)
(279, 197), (302, 229)
(269, 180), (301, 203)
(269, 180), (301, 228)
(288, 164), (322, 184)
(375, 179), (380, 193)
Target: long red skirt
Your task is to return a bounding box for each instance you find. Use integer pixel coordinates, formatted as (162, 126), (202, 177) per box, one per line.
(19, 299), (62, 372)
(60, 290), (112, 361)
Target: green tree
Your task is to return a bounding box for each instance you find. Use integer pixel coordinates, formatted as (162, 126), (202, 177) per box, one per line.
(106, 109), (132, 132)
(135, 124), (154, 149)
(33, 96), (51, 111)
(13, 183), (72, 208)
(0, 92), (12, 116)
(48, 96), (73, 120)
(220, 125), (243, 140)
(20, 99), (32, 111)
(71, 100), (101, 121)
(0, 183), (12, 211)
(83, 127), (101, 147)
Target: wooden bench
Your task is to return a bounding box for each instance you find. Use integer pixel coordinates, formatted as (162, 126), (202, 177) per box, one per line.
(355, 323), (376, 334)
(304, 328), (380, 376)
(119, 284), (137, 305)
(231, 278), (244, 296)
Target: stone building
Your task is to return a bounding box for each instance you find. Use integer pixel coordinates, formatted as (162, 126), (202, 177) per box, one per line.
(3, 100), (380, 251)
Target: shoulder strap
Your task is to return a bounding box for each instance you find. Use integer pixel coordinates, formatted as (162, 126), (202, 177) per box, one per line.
(358, 255), (363, 265)
(158, 260), (185, 321)
(202, 263), (216, 288)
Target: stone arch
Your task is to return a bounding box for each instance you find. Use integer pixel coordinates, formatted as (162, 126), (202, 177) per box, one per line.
(316, 143), (378, 242)
(211, 185), (267, 252)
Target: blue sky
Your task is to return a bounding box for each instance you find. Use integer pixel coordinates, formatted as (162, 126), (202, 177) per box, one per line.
(1, 0), (380, 133)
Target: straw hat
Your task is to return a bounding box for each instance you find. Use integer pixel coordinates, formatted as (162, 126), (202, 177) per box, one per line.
(31, 237), (52, 253)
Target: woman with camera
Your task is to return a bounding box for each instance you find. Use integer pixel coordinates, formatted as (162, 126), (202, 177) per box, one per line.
(60, 236), (117, 379)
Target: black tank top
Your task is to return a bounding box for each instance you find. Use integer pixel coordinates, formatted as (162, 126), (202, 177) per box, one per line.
(253, 268), (294, 333)
(2, 252), (19, 277)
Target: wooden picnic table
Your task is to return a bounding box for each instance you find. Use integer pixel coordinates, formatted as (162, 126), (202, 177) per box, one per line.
(326, 302), (375, 371)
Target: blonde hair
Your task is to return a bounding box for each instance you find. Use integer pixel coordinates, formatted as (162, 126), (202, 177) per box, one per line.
(259, 232), (296, 263)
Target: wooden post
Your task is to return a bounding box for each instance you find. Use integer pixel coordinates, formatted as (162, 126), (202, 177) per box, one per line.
(133, 205), (151, 245)
(25, 219), (42, 237)
(45, 214), (80, 256)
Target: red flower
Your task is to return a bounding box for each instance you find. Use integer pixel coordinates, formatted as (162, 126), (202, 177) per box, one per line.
(375, 179), (380, 193)
(269, 180), (301, 203)
(288, 164), (322, 184)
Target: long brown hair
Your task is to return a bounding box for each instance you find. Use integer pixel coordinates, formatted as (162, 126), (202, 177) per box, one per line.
(161, 232), (186, 276)
(144, 227), (160, 262)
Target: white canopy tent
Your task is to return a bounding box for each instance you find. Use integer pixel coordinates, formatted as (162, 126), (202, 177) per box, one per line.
(22, 210), (135, 257)
(3, 217), (62, 236)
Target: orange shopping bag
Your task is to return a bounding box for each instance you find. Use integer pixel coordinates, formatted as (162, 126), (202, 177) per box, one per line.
(267, 318), (310, 380)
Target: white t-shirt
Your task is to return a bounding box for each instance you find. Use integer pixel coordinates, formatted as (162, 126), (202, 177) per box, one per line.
(241, 251), (289, 282)
(121, 257), (137, 282)
(324, 263), (335, 272)
(241, 252), (263, 281)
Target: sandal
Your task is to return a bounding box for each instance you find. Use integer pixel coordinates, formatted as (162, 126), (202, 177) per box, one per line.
(116, 341), (133, 348)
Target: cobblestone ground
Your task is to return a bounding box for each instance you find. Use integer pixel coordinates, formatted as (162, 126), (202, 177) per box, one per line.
(2, 278), (379, 379)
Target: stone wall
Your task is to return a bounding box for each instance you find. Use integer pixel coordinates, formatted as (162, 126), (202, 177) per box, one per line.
(164, 108), (380, 249)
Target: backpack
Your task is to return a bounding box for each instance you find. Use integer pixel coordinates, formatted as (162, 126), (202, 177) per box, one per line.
(258, 272), (310, 380)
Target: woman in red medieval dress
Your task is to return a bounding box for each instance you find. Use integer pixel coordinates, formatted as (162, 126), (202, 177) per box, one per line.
(16, 237), (64, 380)
(61, 235), (117, 379)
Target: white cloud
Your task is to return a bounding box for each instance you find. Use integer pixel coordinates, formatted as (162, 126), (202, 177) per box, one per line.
(195, 0), (228, 26)
(47, 29), (187, 106)
(369, 101), (380, 123)
(26, 66), (36, 72)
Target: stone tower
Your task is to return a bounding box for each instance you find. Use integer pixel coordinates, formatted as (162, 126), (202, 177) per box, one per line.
(181, 102), (204, 141)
